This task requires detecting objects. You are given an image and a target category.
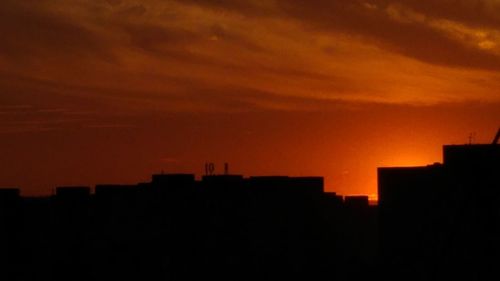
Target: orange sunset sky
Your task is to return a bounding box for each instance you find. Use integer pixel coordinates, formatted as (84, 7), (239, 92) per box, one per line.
(0, 0), (499, 197)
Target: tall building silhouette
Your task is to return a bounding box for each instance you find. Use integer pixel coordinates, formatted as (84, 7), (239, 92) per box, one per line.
(378, 131), (500, 280)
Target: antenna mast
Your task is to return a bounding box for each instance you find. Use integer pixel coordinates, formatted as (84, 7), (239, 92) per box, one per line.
(493, 128), (500, 145)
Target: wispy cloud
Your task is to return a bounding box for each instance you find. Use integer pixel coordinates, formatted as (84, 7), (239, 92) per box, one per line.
(1, 0), (500, 113)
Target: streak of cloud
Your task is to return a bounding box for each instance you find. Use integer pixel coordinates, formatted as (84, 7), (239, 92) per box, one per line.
(1, 0), (500, 110)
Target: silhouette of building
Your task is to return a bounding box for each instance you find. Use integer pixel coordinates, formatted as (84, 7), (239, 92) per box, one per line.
(0, 188), (20, 200)
(0, 187), (21, 279)
(0, 171), (380, 280)
(378, 131), (500, 280)
(55, 186), (91, 199)
(344, 195), (369, 209)
(151, 173), (196, 189)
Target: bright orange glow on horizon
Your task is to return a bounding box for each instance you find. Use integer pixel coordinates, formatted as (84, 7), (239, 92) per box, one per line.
(0, 1), (499, 196)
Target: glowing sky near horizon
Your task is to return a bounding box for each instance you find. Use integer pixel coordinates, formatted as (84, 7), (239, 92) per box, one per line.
(0, 0), (499, 196)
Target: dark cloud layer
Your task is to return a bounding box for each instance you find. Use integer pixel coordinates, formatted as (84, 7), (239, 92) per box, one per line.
(183, 0), (500, 70)
(3, 0), (500, 71)
(279, 0), (500, 70)
(0, 1), (113, 63)
(382, 0), (500, 28)
(1, 0), (500, 110)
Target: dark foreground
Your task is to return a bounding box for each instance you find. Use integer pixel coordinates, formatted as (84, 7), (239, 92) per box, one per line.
(1, 138), (499, 281)
(0, 175), (377, 281)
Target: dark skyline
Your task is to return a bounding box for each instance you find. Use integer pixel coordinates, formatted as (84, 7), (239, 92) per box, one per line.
(1, 2), (500, 279)
(0, 172), (377, 280)
(0, 136), (498, 280)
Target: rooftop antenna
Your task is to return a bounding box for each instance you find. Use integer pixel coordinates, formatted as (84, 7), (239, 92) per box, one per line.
(468, 132), (476, 145)
(493, 128), (500, 145)
(205, 162), (215, 175)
